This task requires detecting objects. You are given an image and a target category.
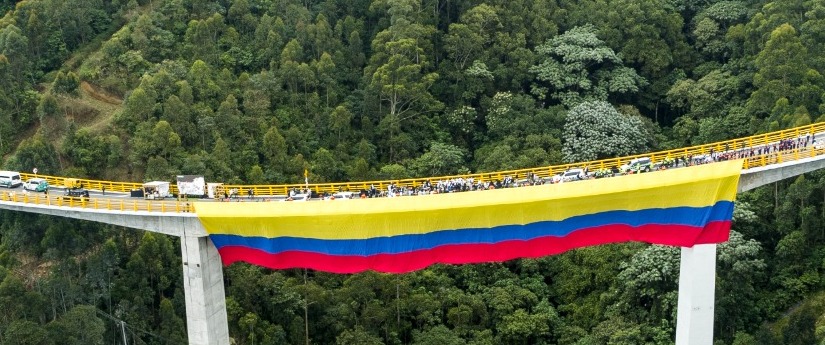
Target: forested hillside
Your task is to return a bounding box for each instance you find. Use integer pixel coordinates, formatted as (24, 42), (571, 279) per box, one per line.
(2, 0), (825, 344)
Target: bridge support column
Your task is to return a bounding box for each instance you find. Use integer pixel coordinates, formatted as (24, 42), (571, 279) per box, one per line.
(675, 244), (716, 345)
(180, 236), (230, 345)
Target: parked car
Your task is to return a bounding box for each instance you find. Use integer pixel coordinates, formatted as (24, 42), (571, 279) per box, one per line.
(621, 157), (652, 174)
(284, 193), (309, 202)
(65, 188), (90, 198)
(331, 191), (355, 199)
(23, 178), (49, 192)
(560, 168), (586, 182)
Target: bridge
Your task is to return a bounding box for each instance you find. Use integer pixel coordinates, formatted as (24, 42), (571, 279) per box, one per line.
(2, 123), (825, 345)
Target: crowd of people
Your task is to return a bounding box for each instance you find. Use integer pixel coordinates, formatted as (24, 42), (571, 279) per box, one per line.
(230, 134), (820, 202)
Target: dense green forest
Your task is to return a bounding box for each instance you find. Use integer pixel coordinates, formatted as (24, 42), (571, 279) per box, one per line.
(2, 0), (825, 343)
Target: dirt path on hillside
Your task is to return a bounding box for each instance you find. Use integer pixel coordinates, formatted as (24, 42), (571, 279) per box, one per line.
(81, 81), (122, 105)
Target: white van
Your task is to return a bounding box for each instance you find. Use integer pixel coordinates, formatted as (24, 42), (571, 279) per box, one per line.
(0, 171), (23, 188)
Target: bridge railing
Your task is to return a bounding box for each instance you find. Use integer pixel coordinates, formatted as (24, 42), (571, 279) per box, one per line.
(0, 192), (195, 213)
(4, 122), (825, 212)
(218, 122), (825, 196)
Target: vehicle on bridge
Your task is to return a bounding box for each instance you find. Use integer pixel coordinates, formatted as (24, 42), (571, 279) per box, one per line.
(621, 157), (653, 174)
(23, 178), (49, 192)
(63, 178), (90, 198)
(559, 168), (587, 182)
(284, 193), (309, 202)
(0, 171), (22, 188)
(176, 175), (206, 198)
(143, 181), (170, 200)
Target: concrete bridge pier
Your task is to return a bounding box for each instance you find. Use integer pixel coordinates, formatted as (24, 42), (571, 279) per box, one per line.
(180, 236), (230, 345)
(674, 154), (825, 345)
(675, 244), (717, 345)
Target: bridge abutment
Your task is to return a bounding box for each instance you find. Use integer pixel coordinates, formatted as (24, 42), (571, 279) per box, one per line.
(180, 236), (230, 345)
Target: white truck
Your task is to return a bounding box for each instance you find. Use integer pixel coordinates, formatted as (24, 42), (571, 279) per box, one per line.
(176, 175), (207, 198)
(143, 181), (171, 200)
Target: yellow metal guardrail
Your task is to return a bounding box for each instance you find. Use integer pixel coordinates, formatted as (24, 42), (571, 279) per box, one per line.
(0, 191), (194, 213)
(218, 122), (825, 197)
(3, 122), (825, 213)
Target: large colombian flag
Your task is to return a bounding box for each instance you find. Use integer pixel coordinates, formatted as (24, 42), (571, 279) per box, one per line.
(194, 159), (742, 274)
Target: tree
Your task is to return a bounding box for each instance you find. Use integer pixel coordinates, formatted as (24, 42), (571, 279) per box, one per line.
(161, 95), (197, 146)
(262, 126), (288, 170)
(248, 165), (265, 184)
(409, 142), (466, 177)
(691, 1), (749, 59)
(215, 94), (243, 144)
(614, 245), (680, 326)
(561, 101), (650, 162)
(3, 320), (53, 345)
(329, 105), (352, 142)
(151, 120), (183, 162)
(782, 305), (816, 345)
(336, 326), (384, 345)
(157, 299), (186, 344)
(311, 148), (345, 182)
(117, 87), (156, 131)
(483, 92), (560, 141)
(444, 4), (501, 71)
(365, 0), (442, 161)
(63, 129), (111, 176)
(52, 71), (80, 96)
(665, 70), (743, 119)
(0, 24), (31, 85)
(530, 25), (646, 107)
(747, 24), (811, 121)
(210, 137), (234, 180)
(599, 0), (690, 78)
(36, 93), (59, 123)
(495, 305), (554, 344)
(413, 325), (466, 345)
(8, 134), (59, 174)
(715, 231), (766, 341)
(315, 52), (337, 108)
(367, 35), (440, 123)
(47, 305), (105, 345)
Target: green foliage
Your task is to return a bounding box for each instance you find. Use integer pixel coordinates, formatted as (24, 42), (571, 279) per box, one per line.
(409, 142), (467, 177)
(52, 71), (80, 96)
(783, 305), (817, 345)
(3, 320), (54, 345)
(7, 134), (59, 173)
(336, 326), (384, 345)
(562, 101), (650, 162)
(4, 0), (825, 343)
(748, 23), (824, 128)
(530, 25), (646, 107)
(47, 305), (105, 345)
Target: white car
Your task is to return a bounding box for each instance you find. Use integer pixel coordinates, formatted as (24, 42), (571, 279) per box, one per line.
(331, 191), (355, 199)
(23, 178), (48, 192)
(284, 193), (309, 202)
(561, 168), (585, 182)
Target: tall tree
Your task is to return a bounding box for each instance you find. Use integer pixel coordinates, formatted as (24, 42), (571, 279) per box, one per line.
(529, 25), (646, 108)
(747, 24), (812, 124)
(561, 100), (650, 162)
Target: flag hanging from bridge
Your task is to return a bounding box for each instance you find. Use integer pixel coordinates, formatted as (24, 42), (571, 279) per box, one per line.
(194, 160), (742, 274)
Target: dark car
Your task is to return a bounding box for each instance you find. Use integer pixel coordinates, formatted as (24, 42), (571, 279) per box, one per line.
(65, 188), (90, 198)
